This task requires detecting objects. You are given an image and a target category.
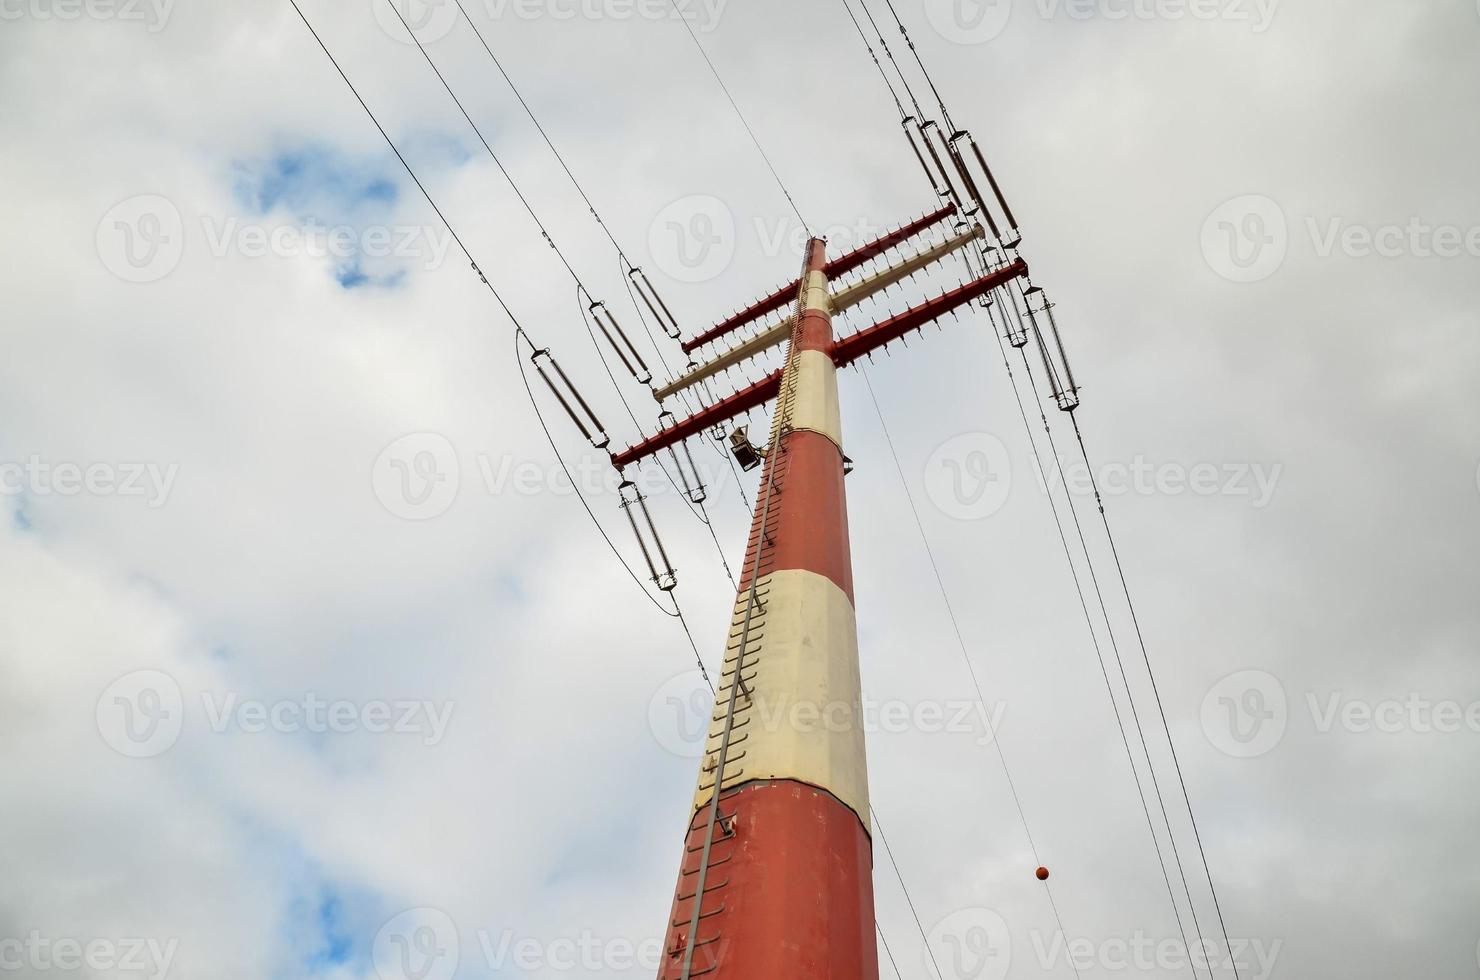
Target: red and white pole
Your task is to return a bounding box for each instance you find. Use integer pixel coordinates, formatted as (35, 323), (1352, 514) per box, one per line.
(660, 239), (879, 979)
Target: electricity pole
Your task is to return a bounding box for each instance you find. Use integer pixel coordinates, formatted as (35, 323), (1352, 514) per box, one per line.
(612, 209), (1028, 979)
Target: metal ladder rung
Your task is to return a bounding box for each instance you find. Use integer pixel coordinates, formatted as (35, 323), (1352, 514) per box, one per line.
(673, 877), (730, 902)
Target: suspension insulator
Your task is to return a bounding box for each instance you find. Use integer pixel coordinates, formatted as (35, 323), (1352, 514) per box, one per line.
(1030, 287), (1080, 412)
(591, 301), (653, 386)
(942, 133), (1003, 244)
(964, 133), (1022, 249)
(1000, 283), (1031, 348)
(618, 479), (678, 592)
(630, 267), (683, 340)
(531, 348), (610, 450)
(916, 119), (966, 215)
(901, 116), (946, 199)
(1021, 286), (1078, 412)
(659, 411), (708, 505)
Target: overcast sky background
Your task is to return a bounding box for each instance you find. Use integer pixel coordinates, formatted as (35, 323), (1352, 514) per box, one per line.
(2, 1), (1479, 978)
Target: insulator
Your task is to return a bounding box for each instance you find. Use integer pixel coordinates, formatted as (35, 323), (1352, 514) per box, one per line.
(1029, 287), (1081, 412)
(1021, 286), (1077, 412)
(619, 479), (678, 592)
(659, 410), (708, 505)
(916, 119), (965, 214)
(942, 134), (1003, 244)
(630, 267), (682, 340)
(591, 301), (653, 386)
(531, 348), (610, 450)
(901, 116), (945, 198)
(965, 133), (1022, 249)
(999, 284), (1031, 348)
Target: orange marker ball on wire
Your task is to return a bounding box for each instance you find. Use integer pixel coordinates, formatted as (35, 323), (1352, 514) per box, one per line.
(1036, 866), (1051, 882)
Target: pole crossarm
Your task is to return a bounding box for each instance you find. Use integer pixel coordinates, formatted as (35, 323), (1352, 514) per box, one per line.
(653, 225), (987, 402)
(611, 371), (782, 470)
(831, 258), (1027, 367)
(611, 257), (1027, 470)
(679, 203), (960, 354)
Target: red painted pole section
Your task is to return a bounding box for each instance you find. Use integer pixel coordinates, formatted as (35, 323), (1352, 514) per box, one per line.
(659, 239), (879, 979)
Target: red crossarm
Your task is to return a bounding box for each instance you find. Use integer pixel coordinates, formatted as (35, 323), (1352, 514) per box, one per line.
(679, 203), (959, 354)
(611, 259), (1027, 471)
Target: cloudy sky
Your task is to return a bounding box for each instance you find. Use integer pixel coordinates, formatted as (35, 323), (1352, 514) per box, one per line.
(2, 0), (1478, 978)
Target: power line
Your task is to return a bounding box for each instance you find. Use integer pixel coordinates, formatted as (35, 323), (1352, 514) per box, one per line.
(871, 805), (947, 980)
(287, 0), (522, 328)
(289, 0), (715, 663)
(384, 0), (749, 597)
(876, 0), (957, 131)
(381, 0), (591, 294)
(663, 0), (811, 233)
(1069, 414), (1245, 980)
(876, 921), (905, 980)
(859, 361), (1082, 980)
(841, 0), (907, 120)
(858, 0), (928, 122)
(448, 0), (632, 265)
(980, 302), (1201, 978)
